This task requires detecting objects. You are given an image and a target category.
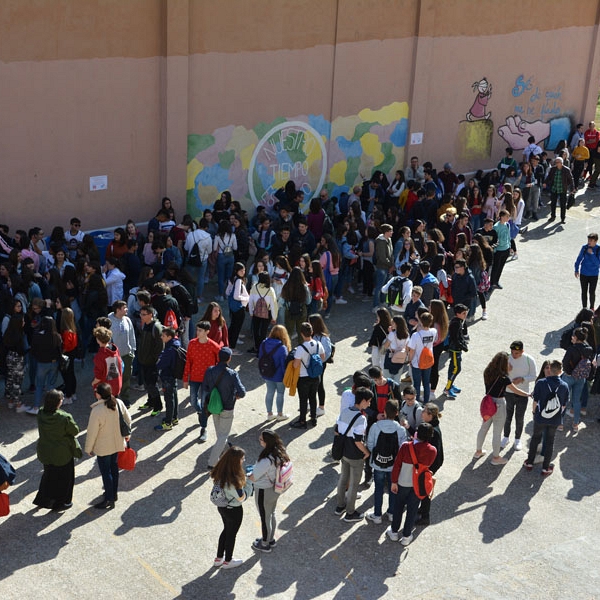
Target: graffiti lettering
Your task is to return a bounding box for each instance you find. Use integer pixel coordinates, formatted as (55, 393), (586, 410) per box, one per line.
(514, 106), (524, 114)
(529, 87), (540, 103)
(541, 101), (561, 118)
(545, 87), (562, 99)
(270, 161), (309, 179)
(512, 75), (533, 98)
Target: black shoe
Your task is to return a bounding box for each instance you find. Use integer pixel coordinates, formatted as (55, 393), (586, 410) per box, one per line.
(290, 420), (307, 429)
(114, 493), (118, 502)
(561, 220), (566, 224)
(310, 418), (317, 427)
(548, 216), (556, 222)
(494, 283), (503, 290)
(532, 214), (538, 221)
(52, 502), (73, 511)
(361, 478), (372, 489)
(334, 505), (346, 516)
(199, 427), (207, 443)
(94, 500), (115, 510)
(416, 516), (430, 526)
(343, 511), (364, 523)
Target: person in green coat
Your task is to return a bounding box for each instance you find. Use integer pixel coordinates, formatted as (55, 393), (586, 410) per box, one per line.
(33, 389), (82, 511)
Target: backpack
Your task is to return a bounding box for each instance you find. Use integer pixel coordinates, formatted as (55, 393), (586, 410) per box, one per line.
(288, 300), (303, 316)
(164, 308), (178, 330)
(371, 430), (400, 469)
(572, 356), (593, 380)
(300, 343), (324, 378)
(209, 483), (230, 507)
(408, 442), (435, 500)
(228, 280), (243, 312)
(254, 289), (270, 320)
(539, 383), (562, 420)
(274, 461), (294, 494)
(386, 277), (407, 307)
(477, 269), (490, 293)
(173, 345), (187, 380)
(258, 340), (282, 379)
(418, 332), (434, 369)
(187, 235), (203, 267)
(207, 370), (226, 415)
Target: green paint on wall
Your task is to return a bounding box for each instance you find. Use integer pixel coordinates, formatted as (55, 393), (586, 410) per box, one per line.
(218, 150), (235, 170)
(186, 188), (196, 212)
(188, 134), (215, 163)
(286, 132), (307, 164)
(254, 118), (286, 140)
(374, 142), (395, 175)
(352, 122), (376, 142)
(345, 156), (361, 187)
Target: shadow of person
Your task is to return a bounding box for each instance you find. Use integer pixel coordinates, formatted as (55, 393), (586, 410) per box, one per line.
(558, 424), (600, 502)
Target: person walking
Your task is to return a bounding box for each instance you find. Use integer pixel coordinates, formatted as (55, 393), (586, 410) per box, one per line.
(544, 156), (574, 224)
(574, 233), (600, 310)
(136, 306), (164, 417)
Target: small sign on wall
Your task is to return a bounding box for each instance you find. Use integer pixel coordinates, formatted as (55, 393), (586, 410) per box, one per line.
(410, 132), (423, 145)
(90, 175), (108, 191)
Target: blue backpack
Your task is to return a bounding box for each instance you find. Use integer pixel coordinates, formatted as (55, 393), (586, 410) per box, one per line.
(300, 343), (324, 378)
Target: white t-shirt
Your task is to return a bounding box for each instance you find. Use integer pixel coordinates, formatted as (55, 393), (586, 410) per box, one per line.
(295, 339), (324, 378)
(407, 327), (437, 369)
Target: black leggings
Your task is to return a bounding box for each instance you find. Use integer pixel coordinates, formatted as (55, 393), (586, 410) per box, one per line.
(430, 343), (445, 390)
(318, 362), (327, 407)
(228, 308), (246, 349)
(579, 274), (598, 309)
(217, 505), (243, 562)
(251, 316), (269, 350)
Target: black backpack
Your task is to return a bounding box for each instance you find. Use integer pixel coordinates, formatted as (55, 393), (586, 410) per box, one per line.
(173, 345), (187, 380)
(258, 341), (282, 378)
(372, 430), (400, 469)
(386, 277), (407, 307)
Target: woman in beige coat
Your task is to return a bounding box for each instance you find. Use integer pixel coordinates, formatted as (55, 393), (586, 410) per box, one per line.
(85, 382), (131, 509)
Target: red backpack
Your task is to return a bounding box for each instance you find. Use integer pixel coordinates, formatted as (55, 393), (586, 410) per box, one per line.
(164, 309), (178, 330)
(408, 442), (435, 499)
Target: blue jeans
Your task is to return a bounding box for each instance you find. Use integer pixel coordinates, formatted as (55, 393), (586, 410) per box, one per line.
(391, 484), (420, 536)
(325, 274), (339, 315)
(373, 469), (395, 517)
(97, 453), (119, 502)
(217, 253), (234, 296)
(189, 380), (207, 427)
(265, 380), (285, 414)
(562, 374), (585, 425)
(186, 261), (208, 300)
(411, 367), (432, 404)
(34, 361), (59, 408)
(373, 268), (388, 308)
(161, 375), (179, 423)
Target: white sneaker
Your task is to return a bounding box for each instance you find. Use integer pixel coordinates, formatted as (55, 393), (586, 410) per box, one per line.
(366, 512), (382, 524)
(62, 396), (73, 405)
(335, 297), (348, 305)
(482, 311), (488, 320)
(221, 558), (243, 569)
(567, 409), (574, 418)
(26, 407), (39, 415)
(275, 413), (290, 421)
(400, 534), (414, 546)
(513, 439), (522, 451)
(500, 436), (509, 449)
(348, 286), (355, 294)
(385, 526), (399, 541)
(238, 334), (246, 339)
(16, 404), (30, 413)
(316, 407), (325, 417)
(386, 512), (394, 522)
(266, 413), (276, 421)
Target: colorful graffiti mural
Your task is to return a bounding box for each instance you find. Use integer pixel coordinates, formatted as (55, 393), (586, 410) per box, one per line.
(457, 77), (494, 161)
(186, 102), (409, 217)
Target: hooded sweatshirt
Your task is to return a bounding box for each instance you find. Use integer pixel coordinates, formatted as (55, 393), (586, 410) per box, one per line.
(93, 343), (123, 397)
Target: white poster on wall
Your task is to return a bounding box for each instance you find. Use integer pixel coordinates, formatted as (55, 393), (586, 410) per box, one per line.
(90, 175), (108, 191)
(410, 132), (423, 145)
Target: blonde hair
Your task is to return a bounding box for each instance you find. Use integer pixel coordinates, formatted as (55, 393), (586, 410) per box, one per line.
(60, 307), (77, 333)
(269, 324), (291, 351)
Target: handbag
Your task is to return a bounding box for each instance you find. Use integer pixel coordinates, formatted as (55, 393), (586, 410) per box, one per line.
(391, 346), (408, 364)
(117, 402), (132, 437)
(117, 442), (137, 471)
(0, 492), (9, 516)
(331, 412), (362, 461)
(480, 394), (497, 422)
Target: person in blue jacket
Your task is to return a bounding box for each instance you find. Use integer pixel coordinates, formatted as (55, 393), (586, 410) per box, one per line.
(574, 233), (600, 310)
(258, 325), (290, 422)
(154, 327), (182, 431)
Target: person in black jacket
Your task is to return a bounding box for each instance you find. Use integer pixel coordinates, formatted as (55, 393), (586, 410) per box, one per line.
(151, 282), (183, 332)
(451, 260), (477, 323)
(444, 304), (469, 399)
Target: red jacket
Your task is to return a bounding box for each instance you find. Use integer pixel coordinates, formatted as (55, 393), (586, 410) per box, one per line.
(93, 343), (123, 397)
(183, 337), (221, 383)
(391, 440), (437, 484)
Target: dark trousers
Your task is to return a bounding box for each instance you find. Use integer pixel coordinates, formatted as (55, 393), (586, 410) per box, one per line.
(217, 505), (243, 562)
(33, 459), (75, 509)
(142, 364), (161, 410)
(162, 375), (178, 423)
(297, 376), (319, 422)
(318, 362), (327, 407)
(503, 392), (527, 439)
(579, 274), (598, 309)
(97, 453), (119, 502)
(362, 261), (374, 296)
(60, 351), (77, 397)
(573, 160), (585, 185)
(550, 191), (567, 221)
(391, 485), (420, 536)
(228, 308), (246, 349)
(491, 248), (510, 286)
(430, 343), (445, 390)
(445, 350), (462, 389)
(526, 422), (558, 470)
(251, 316), (270, 350)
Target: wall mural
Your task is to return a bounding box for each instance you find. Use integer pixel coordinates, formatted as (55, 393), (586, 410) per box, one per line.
(457, 77), (495, 161)
(186, 101), (409, 217)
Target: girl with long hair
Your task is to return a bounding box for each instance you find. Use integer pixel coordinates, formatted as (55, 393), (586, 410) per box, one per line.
(368, 307), (393, 370)
(359, 226), (377, 298)
(474, 352), (530, 465)
(271, 255), (291, 301)
(309, 260), (327, 314)
(309, 313), (332, 415)
(483, 185), (499, 221)
(417, 403), (444, 525)
(383, 314), (410, 380)
(280, 267), (311, 340)
(200, 302), (229, 347)
(210, 445), (253, 569)
(59, 307), (79, 404)
(105, 227), (128, 262)
(258, 324), (291, 421)
(319, 234), (340, 318)
(249, 430), (291, 553)
(214, 221), (238, 301)
(225, 262), (249, 355)
(468, 243), (489, 320)
(248, 271), (277, 353)
(428, 299), (450, 396)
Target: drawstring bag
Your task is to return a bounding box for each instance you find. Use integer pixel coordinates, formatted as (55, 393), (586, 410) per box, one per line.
(480, 394), (497, 421)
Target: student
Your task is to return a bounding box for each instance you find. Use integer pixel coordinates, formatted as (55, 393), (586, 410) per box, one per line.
(574, 232), (600, 310)
(310, 313), (333, 416)
(399, 385), (423, 436)
(444, 304), (469, 398)
(368, 307), (393, 370)
(154, 327), (181, 431)
(225, 262), (250, 355)
(91, 326), (123, 399)
(258, 325), (290, 421)
(248, 272), (277, 353)
(403, 286), (426, 333)
(382, 262), (413, 313)
(366, 399), (407, 524)
(340, 371), (374, 412)
(407, 312), (437, 404)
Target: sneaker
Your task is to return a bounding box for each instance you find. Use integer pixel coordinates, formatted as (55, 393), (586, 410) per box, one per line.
(334, 505), (346, 516)
(7, 402), (14, 409)
(231, 349), (242, 356)
(386, 512), (394, 522)
(335, 297), (348, 304)
(513, 439), (522, 451)
(171, 418), (179, 426)
(252, 540), (272, 553)
(316, 407), (325, 417)
(16, 404), (31, 413)
(26, 407), (39, 416)
(445, 389), (457, 399)
(361, 478), (372, 489)
(138, 403), (151, 411)
(491, 456), (508, 466)
(213, 557), (224, 567)
(221, 558), (243, 569)
(150, 409), (161, 417)
(541, 464), (555, 477)
(343, 511), (364, 523)
(366, 512), (382, 524)
(400, 534), (414, 546)
(290, 420), (307, 429)
(62, 396), (73, 405)
(385, 526), (399, 542)
(500, 436), (509, 449)
(523, 461), (533, 471)
(580, 409), (587, 417)
(94, 500), (115, 510)
(154, 422), (172, 431)
(266, 413), (276, 421)
(238, 334), (246, 339)
(450, 385), (461, 393)
(482, 310), (488, 320)
(347, 286), (355, 294)
(567, 408), (575, 418)
(255, 537), (277, 548)
(275, 413), (289, 421)
(199, 428), (208, 443)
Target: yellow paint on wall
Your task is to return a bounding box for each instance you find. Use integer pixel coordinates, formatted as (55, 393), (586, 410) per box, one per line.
(358, 102), (408, 126)
(226, 126), (258, 169)
(360, 133), (384, 164)
(240, 145), (255, 170)
(329, 160), (348, 185)
(187, 159), (203, 190)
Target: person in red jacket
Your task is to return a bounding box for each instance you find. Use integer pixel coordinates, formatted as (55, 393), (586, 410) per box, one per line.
(183, 321), (221, 442)
(386, 422), (437, 546)
(91, 326), (123, 398)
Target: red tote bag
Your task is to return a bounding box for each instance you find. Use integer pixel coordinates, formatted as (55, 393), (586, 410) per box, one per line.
(117, 443), (137, 471)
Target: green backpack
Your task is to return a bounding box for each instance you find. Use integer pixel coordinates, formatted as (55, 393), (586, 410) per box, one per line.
(207, 370), (226, 415)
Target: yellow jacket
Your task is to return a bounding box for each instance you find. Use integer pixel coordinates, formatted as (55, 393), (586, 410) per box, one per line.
(283, 361), (300, 396)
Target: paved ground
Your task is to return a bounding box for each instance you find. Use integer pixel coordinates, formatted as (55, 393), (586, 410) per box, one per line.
(2, 188), (600, 600)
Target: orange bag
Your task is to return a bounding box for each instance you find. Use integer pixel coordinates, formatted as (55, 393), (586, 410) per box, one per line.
(118, 443), (137, 471)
